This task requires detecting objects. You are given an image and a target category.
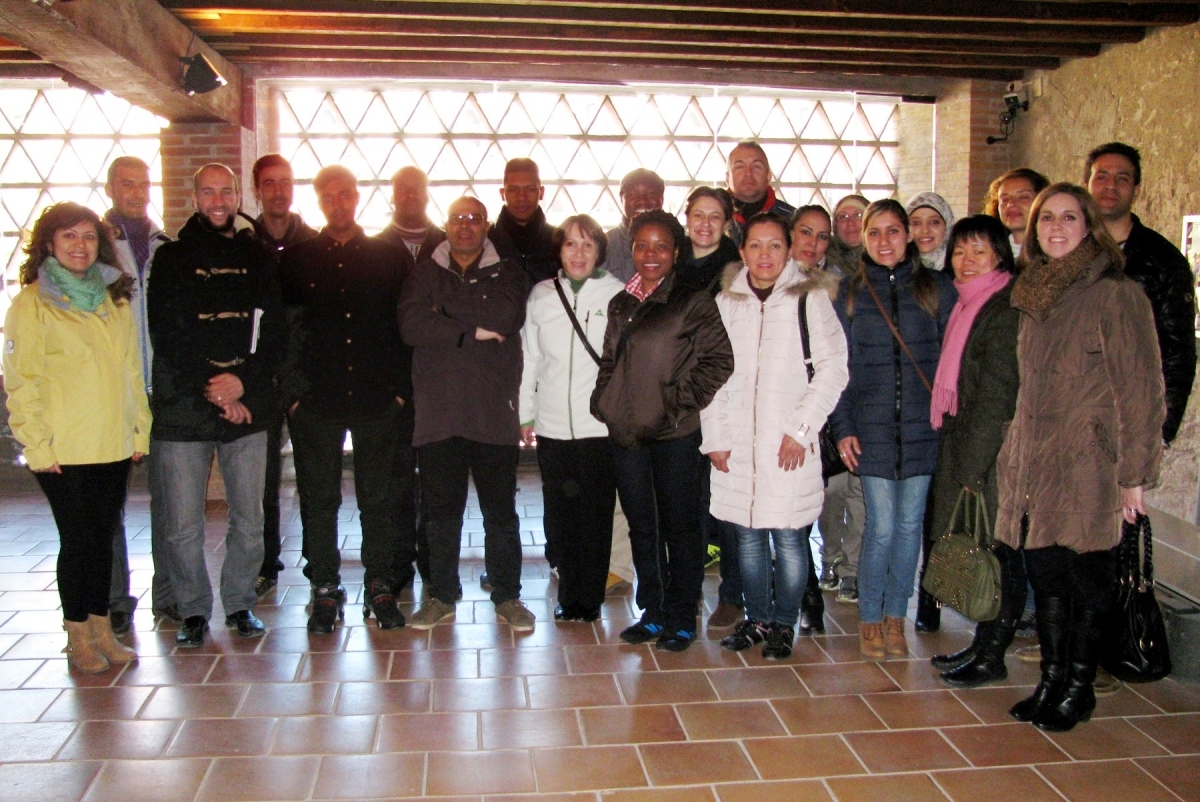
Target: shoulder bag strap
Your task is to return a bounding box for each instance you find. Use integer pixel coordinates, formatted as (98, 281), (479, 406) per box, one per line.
(862, 274), (933, 394)
(798, 294), (815, 383)
(553, 278), (602, 367)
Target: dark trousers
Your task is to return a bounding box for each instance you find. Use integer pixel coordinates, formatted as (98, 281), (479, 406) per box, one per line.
(418, 437), (521, 606)
(37, 460), (132, 622)
(390, 403), (426, 588)
(290, 402), (403, 587)
(259, 414), (287, 581)
(1025, 544), (1118, 614)
(538, 436), (616, 612)
(614, 431), (705, 632)
(700, 457), (742, 605)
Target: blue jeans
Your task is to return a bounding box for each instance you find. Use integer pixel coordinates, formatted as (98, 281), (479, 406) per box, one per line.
(155, 432), (267, 621)
(736, 524), (810, 628)
(859, 475), (932, 623)
(613, 431), (705, 632)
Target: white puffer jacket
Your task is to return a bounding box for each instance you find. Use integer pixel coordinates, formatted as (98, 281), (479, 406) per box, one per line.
(702, 262), (849, 529)
(519, 271), (624, 440)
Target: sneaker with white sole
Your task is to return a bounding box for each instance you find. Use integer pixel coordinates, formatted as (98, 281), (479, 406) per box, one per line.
(496, 599), (536, 631)
(818, 556), (844, 591)
(836, 576), (859, 603)
(409, 598), (456, 630)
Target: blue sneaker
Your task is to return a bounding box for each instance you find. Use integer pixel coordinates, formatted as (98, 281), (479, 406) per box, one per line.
(620, 619), (665, 644)
(656, 628), (697, 652)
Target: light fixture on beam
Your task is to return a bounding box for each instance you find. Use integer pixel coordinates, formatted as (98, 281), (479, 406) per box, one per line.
(180, 53), (226, 96)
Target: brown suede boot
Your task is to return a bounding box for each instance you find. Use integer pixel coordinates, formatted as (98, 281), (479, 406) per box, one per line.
(859, 621), (886, 659)
(63, 619), (109, 673)
(883, 616), (908, 656)
(87, 614), (138, 665)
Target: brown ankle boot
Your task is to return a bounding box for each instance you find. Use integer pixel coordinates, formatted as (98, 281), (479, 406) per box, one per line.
(883, 616), (908, 656)
(63, 619), (109, 673)
(859, 621), (886, 659)
(87, 614), (137, 665)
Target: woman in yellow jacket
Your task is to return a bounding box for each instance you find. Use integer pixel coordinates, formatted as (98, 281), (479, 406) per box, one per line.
(3, 201), (151, 673)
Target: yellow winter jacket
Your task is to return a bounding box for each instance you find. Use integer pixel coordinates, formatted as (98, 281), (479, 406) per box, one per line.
(3, 278), (151, 471)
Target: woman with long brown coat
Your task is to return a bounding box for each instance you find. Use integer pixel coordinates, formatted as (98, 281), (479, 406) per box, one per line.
(997, 183), (1164, 733)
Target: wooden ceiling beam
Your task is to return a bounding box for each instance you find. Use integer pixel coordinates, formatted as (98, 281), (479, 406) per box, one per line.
(170, 7), (1151, 44)
(211, 39), (1059, 71)
(0, 0), (243, 124)
(201, 27), (1101, 59)
(162, 0), (1199, 27)
(231, 49), (1022, 82)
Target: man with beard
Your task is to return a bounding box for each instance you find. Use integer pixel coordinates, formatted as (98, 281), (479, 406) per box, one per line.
(1085, 142), (1196, 445)
(249, 154), (318, 599)
(280, 165), (410, 633)
(147, 163), (286, 648)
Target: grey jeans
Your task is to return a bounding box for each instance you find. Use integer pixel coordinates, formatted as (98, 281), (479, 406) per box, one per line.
(817, 471), (865, 578)
(155, 431), (267, 621)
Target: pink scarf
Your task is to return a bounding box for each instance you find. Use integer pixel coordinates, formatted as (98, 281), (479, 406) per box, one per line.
(930, 270), (1011, 429)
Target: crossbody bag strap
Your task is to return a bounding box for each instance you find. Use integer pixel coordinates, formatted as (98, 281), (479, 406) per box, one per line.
(553, 278), (601, 367)
(862, 274), (933, 394)
(798, 294), (815, 383)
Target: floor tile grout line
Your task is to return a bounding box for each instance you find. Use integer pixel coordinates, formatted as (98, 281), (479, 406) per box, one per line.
(1130, 754), (1189, 802)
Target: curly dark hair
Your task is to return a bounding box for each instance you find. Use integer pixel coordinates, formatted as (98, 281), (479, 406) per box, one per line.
(20, 202), (132, 303)
(628, 208), (686, 251)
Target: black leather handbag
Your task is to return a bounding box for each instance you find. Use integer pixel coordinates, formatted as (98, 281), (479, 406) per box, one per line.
(921, 489), (1002, 622)
(1102, 514), (1172, 683)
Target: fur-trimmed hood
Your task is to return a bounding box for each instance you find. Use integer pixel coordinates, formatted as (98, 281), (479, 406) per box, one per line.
(719, 260), (840, 302)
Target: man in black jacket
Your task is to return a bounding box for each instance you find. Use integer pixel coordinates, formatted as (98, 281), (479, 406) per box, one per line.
(399, 196), (534, 632)
(726, 140), (795, 246)
(487, 158), (558, 292)
(250, 154), (319, 600)
(1086, 142), (1197, 444)
(281, 165), (410, 633)
(148, 163), (286, 648)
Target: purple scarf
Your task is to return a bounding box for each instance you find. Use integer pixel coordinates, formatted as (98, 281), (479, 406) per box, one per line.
(931, 270), (1011, 429)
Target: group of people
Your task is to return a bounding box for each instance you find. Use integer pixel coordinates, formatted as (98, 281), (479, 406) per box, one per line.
(3, 137), (1192, 735)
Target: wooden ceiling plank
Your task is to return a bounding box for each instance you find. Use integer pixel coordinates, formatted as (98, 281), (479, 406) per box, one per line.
(0, 0), (243, 124)
(200, 26), (1102, 58)
(215, 39), (1061, 71)
(168, 7), (1152, 44)
(160, 0), (1199, 27)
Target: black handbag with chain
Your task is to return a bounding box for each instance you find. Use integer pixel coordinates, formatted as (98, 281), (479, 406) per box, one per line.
(1102, 514), (1172, 683)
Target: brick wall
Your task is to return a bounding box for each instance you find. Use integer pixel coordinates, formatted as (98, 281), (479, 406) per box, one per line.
(159, 121), (256, 237)
(896, 102), (934, 204)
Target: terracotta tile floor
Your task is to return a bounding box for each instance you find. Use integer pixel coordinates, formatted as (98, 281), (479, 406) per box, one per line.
(1, 466), (1198, 801)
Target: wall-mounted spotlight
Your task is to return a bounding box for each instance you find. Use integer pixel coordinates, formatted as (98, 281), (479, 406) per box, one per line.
(180, 53), (227, 96)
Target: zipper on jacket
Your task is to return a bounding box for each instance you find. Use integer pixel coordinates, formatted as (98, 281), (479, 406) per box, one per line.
(890, 271), (903, 480)
(567, 288), (579, 440)
(748, 298), (766, 527)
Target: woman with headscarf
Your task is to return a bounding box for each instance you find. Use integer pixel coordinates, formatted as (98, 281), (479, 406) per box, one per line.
(906, 192), (955, 272)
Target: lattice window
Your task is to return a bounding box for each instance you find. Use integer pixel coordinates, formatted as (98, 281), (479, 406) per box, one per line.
(0, 82), (165, 323)
(267, 81), (898, 233)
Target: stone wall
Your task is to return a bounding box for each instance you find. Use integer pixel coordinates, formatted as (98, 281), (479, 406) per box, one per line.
(1009, 21), (1200, 601)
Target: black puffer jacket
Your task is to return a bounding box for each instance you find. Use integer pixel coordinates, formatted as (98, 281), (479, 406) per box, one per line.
(677, 236), (742, 296)
(1123, 214), (1197, 444)
(591, 271), (734, 450)
(147, 214), (286, 442)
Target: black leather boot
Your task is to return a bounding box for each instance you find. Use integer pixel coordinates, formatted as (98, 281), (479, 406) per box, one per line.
(931, 624), (982, 671)
(1010, 595), (1068, 722)
(915, 588), (941, 633)
(799, 558), (825, 635)
(940, 616), (1018, 687)
(1034, 606), (1101, 732)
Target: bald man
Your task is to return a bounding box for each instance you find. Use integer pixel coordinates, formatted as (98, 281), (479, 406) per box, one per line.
(399, 196), (535, 632)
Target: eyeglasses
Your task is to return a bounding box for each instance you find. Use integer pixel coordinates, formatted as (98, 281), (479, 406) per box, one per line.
(835, 211), (864, 222)
(449, 213), (485, 225)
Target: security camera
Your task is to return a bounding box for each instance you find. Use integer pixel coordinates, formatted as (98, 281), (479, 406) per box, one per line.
(1003, 93), (1029, 113)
